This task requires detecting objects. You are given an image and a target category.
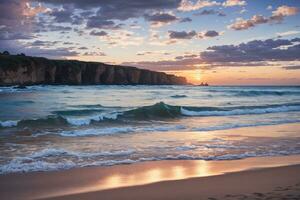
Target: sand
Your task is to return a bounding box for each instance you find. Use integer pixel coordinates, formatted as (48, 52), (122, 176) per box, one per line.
(1, 155), (300, 200)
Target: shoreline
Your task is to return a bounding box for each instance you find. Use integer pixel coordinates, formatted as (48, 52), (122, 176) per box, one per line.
(1, 155), (300, 200)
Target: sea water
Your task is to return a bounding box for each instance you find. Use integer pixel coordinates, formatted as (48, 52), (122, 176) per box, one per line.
(0, 85), (300, 174)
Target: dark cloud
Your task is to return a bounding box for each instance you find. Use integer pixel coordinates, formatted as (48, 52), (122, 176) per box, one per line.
(78, 47), (88, 50)
(203, 30), (219, 37)
(168, 30), (197, 39)
(123, 37), (300, 71)
(36, 0), (181, 23)
(34, 18), (73, 32)
(63, 42), (74, 45)
(0, 0), (45, 40)
(0, 31), (34, 40)
(90, 30), (108, 36)
(83, 51), (106, 56)
(282, 65), (300, 70)
(175, 54), (198, 60)
(201, 38), (300, 62)
(144, 13), (178, 23)
(28, 40), (60, 47)
(168, 30), (220, 40)
(136, 51), (153, 56)
(86, 17), (123, 29)
(0, 39), (79, 58)
(35, 0), (181, 11)
(180, 17), (192, 23)
(25, 47), (79, 58)
(194, 9), (226, 17)
(49, 5), (74, 23)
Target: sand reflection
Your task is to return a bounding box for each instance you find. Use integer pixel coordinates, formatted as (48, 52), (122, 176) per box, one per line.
(96, 160), (214, 191)
(40, 155), (300, 199)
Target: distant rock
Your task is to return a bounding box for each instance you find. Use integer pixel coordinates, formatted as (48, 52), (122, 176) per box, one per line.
(198, 82), (209, 86)
(0, 55), (187, 86)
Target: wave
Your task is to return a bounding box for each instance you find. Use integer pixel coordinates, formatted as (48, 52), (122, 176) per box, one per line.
(2, 149), (300, 174)
(39, 119), (299, 137)
(170, 94), (187, 98)
(2, 102), (300, 128)
(0, 113), (119, 128)
(53, 109), (105, 116)
(208, 89), (300, 97)
(30, 148), (135, 159)
(180, 102), (300, 116)
(57, 125), (186, 137)
(0, 120), (19, 127)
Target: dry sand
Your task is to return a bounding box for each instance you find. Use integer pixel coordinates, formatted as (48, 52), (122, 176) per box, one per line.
(0, 155), (300, 200)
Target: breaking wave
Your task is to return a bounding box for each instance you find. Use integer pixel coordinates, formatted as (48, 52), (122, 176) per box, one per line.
(1, 102), (300, 128)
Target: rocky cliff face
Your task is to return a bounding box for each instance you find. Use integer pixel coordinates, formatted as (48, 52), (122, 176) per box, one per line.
(0, 55), (187, 86)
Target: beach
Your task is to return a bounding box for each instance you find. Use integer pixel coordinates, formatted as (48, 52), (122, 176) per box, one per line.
(0, 155), (300, 200)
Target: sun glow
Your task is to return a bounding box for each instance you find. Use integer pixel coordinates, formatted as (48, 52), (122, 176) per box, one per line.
(194, 69), (202, 81)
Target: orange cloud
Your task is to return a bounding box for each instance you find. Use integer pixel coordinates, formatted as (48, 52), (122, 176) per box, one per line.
(23, 1), (48, 17)
(223, 0), (246, 7)
(229, 5), (299, 30)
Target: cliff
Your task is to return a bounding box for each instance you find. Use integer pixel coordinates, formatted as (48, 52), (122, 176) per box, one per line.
(0, 55), (187, 86)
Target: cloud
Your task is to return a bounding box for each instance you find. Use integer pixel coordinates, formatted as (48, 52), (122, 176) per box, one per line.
(86, 17), (123, 29)
(34, 21), (73, 32)
(178, 0), (220, 11)
(144, 12), (178, 27)
(228, 15), (268, 30)
(123, 37), (300, 71)
(0, 1), (47, 41)
(222, 0), (246, 7)
(90, 30), (108, 36)
(178, 0), (245, 11)
(83, 51), (106, 56)
(0, 39), (79, 58)
(168, 30), (220, 40)
(168, 30), (197, 39)
(194, 9), (226, 17)
(136, 50), (172, 56)
(27, 40), (60, 47)
(272, 5), (299, 18)
(25, 47), (79, 58)
(228, 5), (299, 31)
(0, 31), (34, 40)
(200, 30), (220, 38)
(175, 54), (198, 59)
(36, 0), (181, 22)
(180, 17), (193, 22)
(276, 30), (300, 37)
(200, 38), (300, 63)
(282, 65), (300, 70)
(98, 30), (144, 46)
(49, 5), (74, 23)
(122, 58), (200, 71)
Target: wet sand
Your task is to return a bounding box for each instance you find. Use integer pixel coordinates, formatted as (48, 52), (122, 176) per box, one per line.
(1, 155), (300, 200)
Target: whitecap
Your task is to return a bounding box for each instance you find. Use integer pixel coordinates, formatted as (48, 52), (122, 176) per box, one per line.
(0, 120), (19, 127)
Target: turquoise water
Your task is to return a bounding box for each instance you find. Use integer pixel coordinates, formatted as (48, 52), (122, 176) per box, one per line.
(0, 85), (300, 174)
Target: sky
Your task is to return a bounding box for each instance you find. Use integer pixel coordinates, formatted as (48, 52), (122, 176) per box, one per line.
(0, 0), (300, 85)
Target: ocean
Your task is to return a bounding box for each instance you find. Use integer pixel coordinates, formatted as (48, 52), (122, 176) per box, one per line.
(0, 85), (300, 174)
